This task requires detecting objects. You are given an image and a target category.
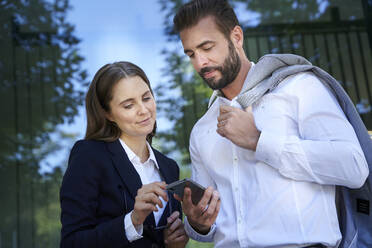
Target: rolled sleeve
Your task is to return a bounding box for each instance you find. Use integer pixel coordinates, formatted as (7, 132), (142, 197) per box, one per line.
(184, 216), (216, 242)
(124, 211), (143, 242)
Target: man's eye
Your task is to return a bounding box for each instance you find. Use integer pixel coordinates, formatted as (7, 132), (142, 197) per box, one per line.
(124, 104), (133, 109)
(143, 97), (151, 101)
(204, 46), (212, 50)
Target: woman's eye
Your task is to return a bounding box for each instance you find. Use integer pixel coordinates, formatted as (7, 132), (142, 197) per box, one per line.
(143, 97), (151, 101)
(124, 104), (133, 109)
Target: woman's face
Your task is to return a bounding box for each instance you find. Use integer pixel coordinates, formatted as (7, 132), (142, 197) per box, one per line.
(107, 76), (156, 141)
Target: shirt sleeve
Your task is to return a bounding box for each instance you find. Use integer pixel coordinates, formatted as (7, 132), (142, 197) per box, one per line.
(184, 216), (216, 242)
(124, 211), (143, 242)
(255, 72), (369, 188)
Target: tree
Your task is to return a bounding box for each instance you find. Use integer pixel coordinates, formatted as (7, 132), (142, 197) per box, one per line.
(0, 0), (87, 247)
(156, 0), (213, 165)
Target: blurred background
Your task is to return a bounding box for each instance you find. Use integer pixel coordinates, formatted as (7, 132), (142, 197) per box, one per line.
(0, 0), (371, 247)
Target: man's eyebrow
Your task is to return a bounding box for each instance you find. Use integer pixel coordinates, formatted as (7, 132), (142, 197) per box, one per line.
(184, 40), (215, 54)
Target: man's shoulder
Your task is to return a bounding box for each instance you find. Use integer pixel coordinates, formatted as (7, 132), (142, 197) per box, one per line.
(273, 71), (323, 95)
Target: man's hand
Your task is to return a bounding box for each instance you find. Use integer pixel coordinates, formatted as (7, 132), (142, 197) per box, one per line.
(131, 182), (168, 227)
(164, 211), (189, 248)
(175, 186), (220, 234)
(217, 105), (261, 150)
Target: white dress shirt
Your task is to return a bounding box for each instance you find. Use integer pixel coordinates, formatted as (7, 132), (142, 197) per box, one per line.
(185, 66), (369, 248)
(119, 139), (167, 242)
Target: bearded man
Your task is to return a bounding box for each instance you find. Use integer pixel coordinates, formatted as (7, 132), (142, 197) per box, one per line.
(172, 0), (369, 248)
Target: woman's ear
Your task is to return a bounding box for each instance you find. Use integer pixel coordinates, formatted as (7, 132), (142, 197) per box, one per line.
(105, 111), (114, 122)
(230, 25), (244, 48)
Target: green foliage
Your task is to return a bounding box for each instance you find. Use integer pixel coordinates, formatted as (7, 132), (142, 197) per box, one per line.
(0, 0), (87, 247)
(155, 47), (212, 165)
(34, 168), (64, 247)
(0, 0), (88, 166)
(186, 240), (214, 248)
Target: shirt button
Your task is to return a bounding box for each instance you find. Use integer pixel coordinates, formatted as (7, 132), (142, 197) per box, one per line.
(235, 187), (238, 192)
(238, 218), (241, 224)
(233, 157), (238, 162)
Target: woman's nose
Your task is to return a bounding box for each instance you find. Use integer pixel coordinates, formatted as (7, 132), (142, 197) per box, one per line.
(138, 102), (149, 115)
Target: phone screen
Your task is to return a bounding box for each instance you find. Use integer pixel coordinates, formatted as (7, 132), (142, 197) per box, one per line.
(167, 178), (205, 205)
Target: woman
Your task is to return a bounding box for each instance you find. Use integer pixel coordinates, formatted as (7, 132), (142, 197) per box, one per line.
(60, 62), (189, 248)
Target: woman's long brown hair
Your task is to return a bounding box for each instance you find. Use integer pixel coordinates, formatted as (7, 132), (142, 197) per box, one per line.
(84, 61), (156, 144)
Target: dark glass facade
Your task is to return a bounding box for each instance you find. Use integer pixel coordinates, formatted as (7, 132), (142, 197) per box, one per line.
(0, 1), (86, 247)
(0, 1), (371, 247)
(242, 0), (372, 128)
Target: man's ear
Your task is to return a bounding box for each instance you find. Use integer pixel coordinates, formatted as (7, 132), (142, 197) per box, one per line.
(230, 25), (244, 49)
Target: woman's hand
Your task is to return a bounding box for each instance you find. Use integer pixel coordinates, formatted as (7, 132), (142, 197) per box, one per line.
(164, 211), (189, 248)
(131, 182), (168, 227)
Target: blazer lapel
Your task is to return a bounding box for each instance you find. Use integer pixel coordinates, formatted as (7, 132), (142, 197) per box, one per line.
(107, 141), (175, 227)
(107, 140), (157, 227)
(153, 149), (178, 226)
(153, 149), (174, 185)
(106, 140), (142, 199)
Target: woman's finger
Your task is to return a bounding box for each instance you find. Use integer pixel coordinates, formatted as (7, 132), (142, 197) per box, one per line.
(167, 218), (182, 233)
(166, 227), (187, 242)
(171, 234), (189, 243)
(140, 192), (163, 208)
(167, 211), (180, 225)
(141, 182), (168, 201)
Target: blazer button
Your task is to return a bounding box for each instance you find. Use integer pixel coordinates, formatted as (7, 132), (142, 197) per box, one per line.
(151, 244), (159, 248)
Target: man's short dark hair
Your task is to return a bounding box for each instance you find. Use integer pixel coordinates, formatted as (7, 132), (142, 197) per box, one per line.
(173, 0), (239, 39)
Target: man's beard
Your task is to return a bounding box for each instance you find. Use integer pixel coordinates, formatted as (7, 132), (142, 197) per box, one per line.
(199, 41), (241, 90)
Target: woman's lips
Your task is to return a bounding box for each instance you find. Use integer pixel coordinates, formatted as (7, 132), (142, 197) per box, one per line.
(138, 117), (152, 126)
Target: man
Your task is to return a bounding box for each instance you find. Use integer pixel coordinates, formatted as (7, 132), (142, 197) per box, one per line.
(172, 0), (369, 247)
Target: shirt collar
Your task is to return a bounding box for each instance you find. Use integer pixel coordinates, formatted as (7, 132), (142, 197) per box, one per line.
(118, 138), (159, 169)
(239, 62), (255, 95)
(208, 62), (256, 107)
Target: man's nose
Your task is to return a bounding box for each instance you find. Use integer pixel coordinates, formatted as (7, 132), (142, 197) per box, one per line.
(194, 53), (209, 71)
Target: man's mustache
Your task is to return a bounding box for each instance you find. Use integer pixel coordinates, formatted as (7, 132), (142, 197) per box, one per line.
(199, 66), (222, 76)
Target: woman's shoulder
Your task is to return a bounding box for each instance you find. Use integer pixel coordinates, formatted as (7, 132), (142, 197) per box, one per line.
(72, 139), (106, 149)
(69, 139), (110, 159)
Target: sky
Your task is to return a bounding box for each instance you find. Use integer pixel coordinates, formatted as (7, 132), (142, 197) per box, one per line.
(67, 0), (168, 84)
(40, 0), (261, 172)
(41, 0), (174, 172)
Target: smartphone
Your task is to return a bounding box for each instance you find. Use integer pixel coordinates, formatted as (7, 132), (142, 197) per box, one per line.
(166, 178), (206, 205)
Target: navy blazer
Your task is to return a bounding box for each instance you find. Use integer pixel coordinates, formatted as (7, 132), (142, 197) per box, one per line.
(60, 139), (182, 248)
